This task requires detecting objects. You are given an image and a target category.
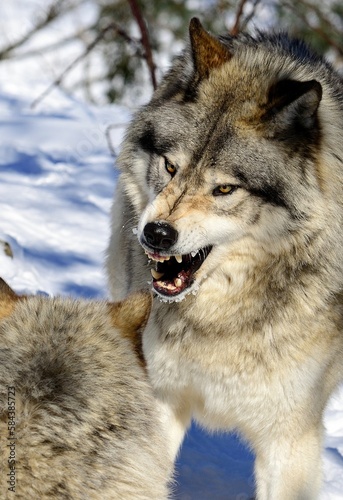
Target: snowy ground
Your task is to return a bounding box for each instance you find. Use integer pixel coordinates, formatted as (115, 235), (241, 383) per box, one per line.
(0, 0), (343, 495)
(0, 85), (343, 499)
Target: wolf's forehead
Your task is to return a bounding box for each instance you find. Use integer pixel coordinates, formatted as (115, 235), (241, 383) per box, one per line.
(138, 96), (254, 168)
(138, 70), (268, 159)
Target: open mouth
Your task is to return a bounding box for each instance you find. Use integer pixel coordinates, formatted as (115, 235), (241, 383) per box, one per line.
(146, 246), (212, 298)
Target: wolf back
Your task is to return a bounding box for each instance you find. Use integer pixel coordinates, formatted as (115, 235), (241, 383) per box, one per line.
(0, 279), (172, 499)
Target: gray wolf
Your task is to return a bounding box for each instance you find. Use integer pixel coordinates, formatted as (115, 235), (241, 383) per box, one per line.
(106, 18), (343, 499)
(0, 279), (173, 499)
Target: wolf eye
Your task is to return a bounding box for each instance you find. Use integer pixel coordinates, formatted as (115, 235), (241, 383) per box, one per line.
(213, 185), (237, 196)
(164, 158), (176, 177)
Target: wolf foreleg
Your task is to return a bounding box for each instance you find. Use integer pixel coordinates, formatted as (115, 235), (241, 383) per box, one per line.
(157, 398), (192, 462)
(254, 425), (322, 500)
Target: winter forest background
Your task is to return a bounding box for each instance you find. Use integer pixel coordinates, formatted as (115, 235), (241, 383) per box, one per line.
(1, 0), (343, 106)
(0, 1), (343, 498)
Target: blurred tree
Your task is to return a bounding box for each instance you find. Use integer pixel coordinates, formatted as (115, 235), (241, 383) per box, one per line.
(273, 0), (343, 57)
(0, 0), (342, 105)
(94, 0), (343, 103)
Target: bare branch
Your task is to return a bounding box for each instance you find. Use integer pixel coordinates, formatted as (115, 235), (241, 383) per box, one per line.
(281, 0), (343, 57)
(30, 22), (138, 109)
(127, 0), (157, 90)
(105, 124), (129, 158)
(230, 0), (249, 35)
(0, 0), (68, 60)
(6, 25), (96, 61)
(240, 0), (263, 32)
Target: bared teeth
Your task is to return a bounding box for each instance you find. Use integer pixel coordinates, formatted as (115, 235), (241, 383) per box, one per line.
(153, 256), (169, 263)
(145, 250), (170, 263)
(151, 269), (165, 280)
(155, 255), (169, 263)
(145, 251), (188, 264)
(159, 256), (170, 262)
(174, 278), (182, 287)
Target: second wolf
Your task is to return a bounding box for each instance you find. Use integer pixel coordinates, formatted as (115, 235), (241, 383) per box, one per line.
(0, 279), (172, 499)
(107, 19), (343, 499)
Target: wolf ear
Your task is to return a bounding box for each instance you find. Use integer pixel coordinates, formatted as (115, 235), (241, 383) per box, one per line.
(108, 292), (152, 365)
(189, 17), (232, 80)
(263, 79), (322, 134)
(0, 278), (19, 320)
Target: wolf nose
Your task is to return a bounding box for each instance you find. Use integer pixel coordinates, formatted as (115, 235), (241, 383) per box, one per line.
(143, 221), (178, 250)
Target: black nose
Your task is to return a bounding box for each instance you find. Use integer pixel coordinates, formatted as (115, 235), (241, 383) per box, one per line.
(143, 221), (178, 251)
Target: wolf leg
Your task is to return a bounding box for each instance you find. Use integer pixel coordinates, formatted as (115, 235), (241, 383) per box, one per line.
(157, 398), (192, 461)
(254, 425), (322, 500)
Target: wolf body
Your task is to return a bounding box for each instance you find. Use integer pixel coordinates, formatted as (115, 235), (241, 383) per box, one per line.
(0, 279), (172, 499)
(107, 19), (343, 499)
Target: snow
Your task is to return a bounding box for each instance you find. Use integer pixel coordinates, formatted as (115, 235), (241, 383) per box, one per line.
(0, 4), (342, 499)
(1, 85), (343, 500)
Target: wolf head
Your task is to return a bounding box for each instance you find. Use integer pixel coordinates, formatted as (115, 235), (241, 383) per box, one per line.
(118, 19), (343, 301)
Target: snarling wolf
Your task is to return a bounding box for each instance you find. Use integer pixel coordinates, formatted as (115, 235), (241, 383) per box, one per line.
(107, 18), (343, 499)
(0, 279), (172, 499)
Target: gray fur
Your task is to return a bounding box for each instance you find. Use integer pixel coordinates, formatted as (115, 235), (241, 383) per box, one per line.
(0, 292), (173, 499)
(107, 20), (343, 499)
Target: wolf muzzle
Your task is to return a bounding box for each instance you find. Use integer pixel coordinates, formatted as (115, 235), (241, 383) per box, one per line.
(143, 221), (178, 251)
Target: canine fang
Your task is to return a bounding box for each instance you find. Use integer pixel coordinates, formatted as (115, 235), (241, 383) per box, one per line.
(151, 269), (165, 280)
